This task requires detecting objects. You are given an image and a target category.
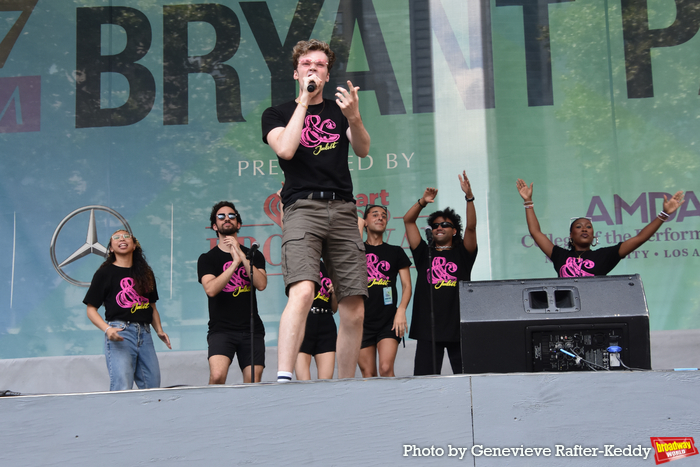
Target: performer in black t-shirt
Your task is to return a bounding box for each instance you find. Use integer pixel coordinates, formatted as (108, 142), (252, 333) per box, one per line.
(295, 261), (338, 380)
(358, 205), (412, 377)
(197, 201), (268, 384)
(516, 179), (685, 277)
(84, 230), (171, 391)
(404, 171), (478, 376)
(261, 39), (371, 383)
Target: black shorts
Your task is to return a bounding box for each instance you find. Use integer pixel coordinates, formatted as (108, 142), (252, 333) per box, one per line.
(208, 330), (265, 370)
(299, 311), (337, 356)
(361, 323), (401, 349)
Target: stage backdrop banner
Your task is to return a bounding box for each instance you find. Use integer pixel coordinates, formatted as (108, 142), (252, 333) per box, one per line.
(0, 0), (697, 359)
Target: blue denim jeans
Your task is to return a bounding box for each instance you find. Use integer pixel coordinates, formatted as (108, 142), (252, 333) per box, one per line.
(105, 321), (161, 391)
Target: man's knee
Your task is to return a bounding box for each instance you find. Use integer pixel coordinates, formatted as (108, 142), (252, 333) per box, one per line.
(338, 296), (364, 326)
(287, 281), (316, 310)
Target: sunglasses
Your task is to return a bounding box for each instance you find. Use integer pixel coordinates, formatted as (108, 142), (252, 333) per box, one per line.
(111, 234), (132, 240)
(569, 217), (593, 230)
(431, 222), (454, 230)
(217, 213), (238, 220)
(298, 59), (328, 69)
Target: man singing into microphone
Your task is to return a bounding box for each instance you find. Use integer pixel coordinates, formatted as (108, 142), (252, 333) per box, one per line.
(261, 39), (370, 382)
(197, 201), (268, 384)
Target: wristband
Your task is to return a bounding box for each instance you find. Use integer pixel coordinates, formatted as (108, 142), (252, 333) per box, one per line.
(525, 205), (534, 209)
(657, 211), (670, 222)
(417, 199), (426, 208)
(104, 326), (111, 333)
(465, 195), (475, 202)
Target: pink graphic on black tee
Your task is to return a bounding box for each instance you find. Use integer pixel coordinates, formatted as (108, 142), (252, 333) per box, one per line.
(366, 253), (390, 288)
(300, 114), (340, 147)
(318, 271), (333, 300)
(427, 257), (458, 288)
(559, 257), (595, 277)
(222, 261), (251, 293)
(116, 277), (149, 308)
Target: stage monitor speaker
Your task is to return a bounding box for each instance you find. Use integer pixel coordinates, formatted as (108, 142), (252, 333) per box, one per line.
(459, 275), (651, 374)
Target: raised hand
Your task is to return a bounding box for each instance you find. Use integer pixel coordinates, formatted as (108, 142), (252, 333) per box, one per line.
(423, 187), (438, 204)
(459, 171), (473, 198)
(663, 190), (685, 214)
(516, 178), (533, 202)
(336, 80), (360, 118)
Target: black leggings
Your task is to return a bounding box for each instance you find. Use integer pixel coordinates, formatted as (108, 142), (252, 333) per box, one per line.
(413, 340), (463, 376)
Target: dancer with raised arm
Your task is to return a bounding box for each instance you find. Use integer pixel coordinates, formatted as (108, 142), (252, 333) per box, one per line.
(403, 171), (478, 375)
(516, 179), (685, 277)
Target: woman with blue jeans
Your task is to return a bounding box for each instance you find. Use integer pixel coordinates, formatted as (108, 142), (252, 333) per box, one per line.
(84, 230), (171, 390)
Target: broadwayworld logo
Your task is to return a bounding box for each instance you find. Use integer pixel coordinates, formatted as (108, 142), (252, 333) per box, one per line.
(651, 437), (698, 464)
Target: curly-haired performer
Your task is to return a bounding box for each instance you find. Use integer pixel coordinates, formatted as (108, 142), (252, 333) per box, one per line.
(84, 230), (171, 391)
(403, 171), (478, 375)
(516, 178), (685, 277)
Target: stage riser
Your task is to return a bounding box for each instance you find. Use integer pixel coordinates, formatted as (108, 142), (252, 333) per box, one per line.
(1, 371), (698, 467)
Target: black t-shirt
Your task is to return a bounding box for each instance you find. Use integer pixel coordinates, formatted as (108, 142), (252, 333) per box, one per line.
(83, 264), (158, 323)
(409, 240), (477, 342)
(364, 243), (412, 331)
(261, 99), (353, 206)
(197, 245), (266, 335)
(550, 243), (623, 277)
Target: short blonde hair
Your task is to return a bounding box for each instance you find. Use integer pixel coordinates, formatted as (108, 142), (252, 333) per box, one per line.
(292, 39), (336, 71)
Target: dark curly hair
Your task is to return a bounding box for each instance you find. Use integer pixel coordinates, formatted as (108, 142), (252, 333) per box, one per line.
(292, 39), (336, 71)
(209, 201), (241, 231)
(427, 207), (463, 244)
(100, 230), (155, 296)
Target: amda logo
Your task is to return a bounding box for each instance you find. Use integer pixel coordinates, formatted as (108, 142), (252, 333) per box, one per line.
(650, 437), (698, 464)
(0, 76), (40, 133)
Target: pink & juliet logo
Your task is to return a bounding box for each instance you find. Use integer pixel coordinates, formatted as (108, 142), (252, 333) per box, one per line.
(367, 253), (390, 288)
(300, 114), (339, 149)
(222, 261), (251, 297)
(427, 257), (457, 289)
(559, 257), (595, 277)
(315, 272), (332, 302)
(116, 277), (150, 313)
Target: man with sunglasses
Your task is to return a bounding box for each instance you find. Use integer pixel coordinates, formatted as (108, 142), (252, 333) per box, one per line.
(261, 39), (370, 382)
(197, 201), (268, 384)
(403, 171), (478, 375)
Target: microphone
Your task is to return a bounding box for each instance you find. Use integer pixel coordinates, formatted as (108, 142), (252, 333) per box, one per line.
(307, 81), (316, 92)
(247, 242), (260, 259)
(424, 226), (433, 245)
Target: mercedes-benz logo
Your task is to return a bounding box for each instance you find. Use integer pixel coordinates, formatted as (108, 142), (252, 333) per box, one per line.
(50, 205), (132, 287)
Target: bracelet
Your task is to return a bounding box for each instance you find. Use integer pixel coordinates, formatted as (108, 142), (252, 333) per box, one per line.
(104, 326), (111, 333)
(657, 211), (670, 221)
(297, 101), (308, 110)
(465, 195), (475, 202)
(523, 201), (533, 206)
(417, 198), (426, 208)
(525, 205), (534, 209)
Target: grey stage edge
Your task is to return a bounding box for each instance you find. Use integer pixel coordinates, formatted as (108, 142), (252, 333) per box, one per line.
(1, 371), (699, 467)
